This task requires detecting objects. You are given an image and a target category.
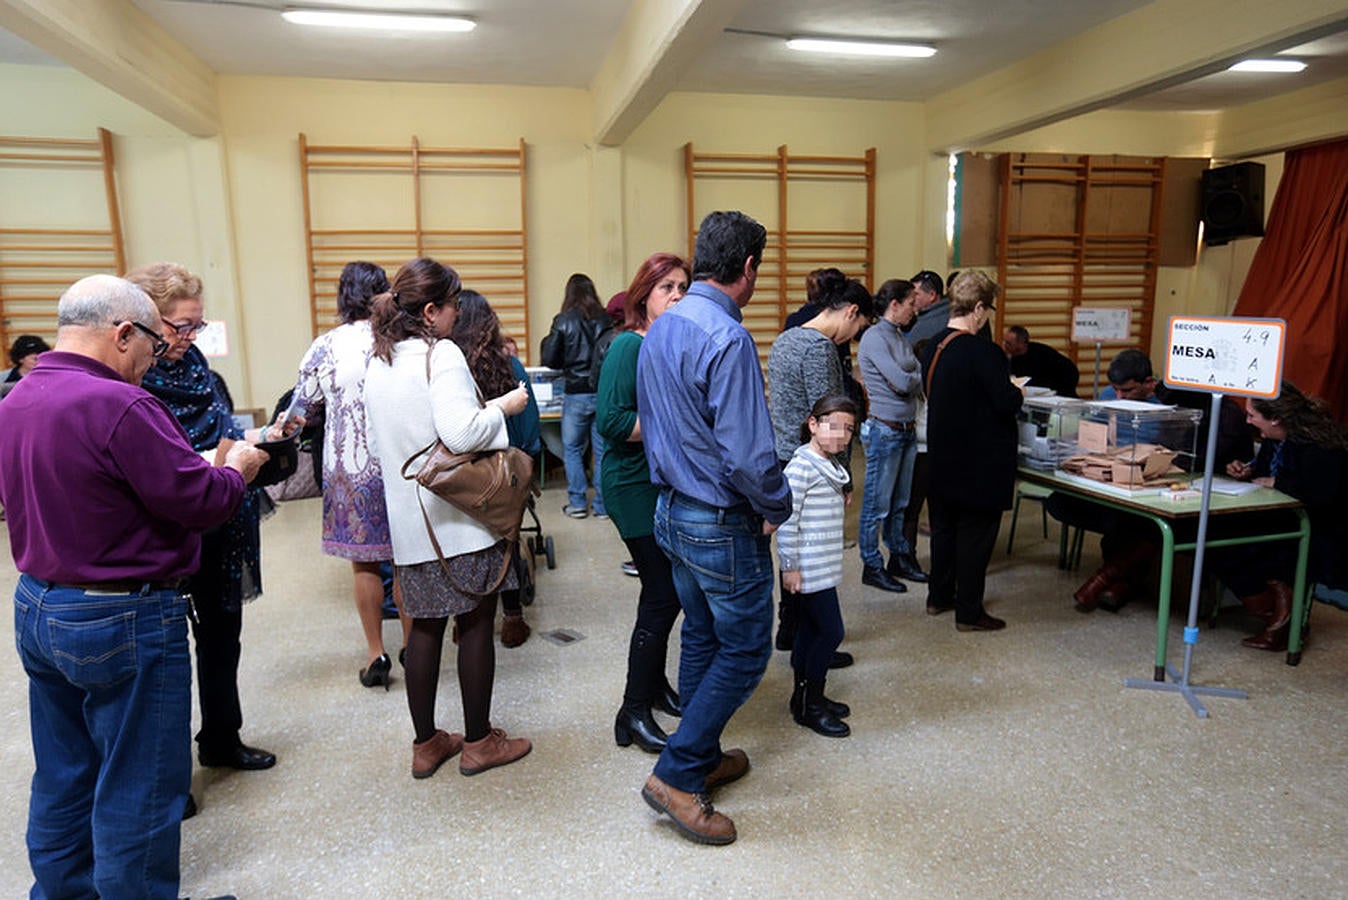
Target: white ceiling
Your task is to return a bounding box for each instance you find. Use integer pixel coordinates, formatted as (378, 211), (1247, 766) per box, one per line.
(2, 0), (1347, 114)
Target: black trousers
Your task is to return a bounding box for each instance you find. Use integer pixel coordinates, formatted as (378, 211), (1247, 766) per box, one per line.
(927, 497), (1002, 624)
(620, 534), (682, 707)
(187, 534), (244, 754)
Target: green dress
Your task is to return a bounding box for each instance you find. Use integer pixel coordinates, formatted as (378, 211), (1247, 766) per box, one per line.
(595, 331), (657, 539)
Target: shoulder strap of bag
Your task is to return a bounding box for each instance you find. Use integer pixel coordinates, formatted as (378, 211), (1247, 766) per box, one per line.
(924, 330), (966, 398)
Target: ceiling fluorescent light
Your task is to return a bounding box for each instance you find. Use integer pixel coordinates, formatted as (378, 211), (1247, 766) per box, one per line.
(787, 37), (936, 59)
(1228, 59), (1306, 73)
(282, 9), (476, 32)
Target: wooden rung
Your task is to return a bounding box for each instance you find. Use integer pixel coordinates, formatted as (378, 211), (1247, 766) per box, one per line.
(0, 152), (102, 163)
(0, 227), (114, 236)
(0, 135), (100, 148)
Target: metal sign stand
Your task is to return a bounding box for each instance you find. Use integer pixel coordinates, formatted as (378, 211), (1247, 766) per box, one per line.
(1123, 392), (1247, 717)
(1092, 341), (1103, 397)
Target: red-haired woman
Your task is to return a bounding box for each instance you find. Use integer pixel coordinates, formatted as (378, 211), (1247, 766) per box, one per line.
(595, 253), (690, 752)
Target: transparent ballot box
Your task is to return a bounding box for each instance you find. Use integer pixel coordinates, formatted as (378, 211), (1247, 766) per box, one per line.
(524, 366), (564, 415)
(1059, 400), (1202, 490)
(1017, 396), (1085, 471)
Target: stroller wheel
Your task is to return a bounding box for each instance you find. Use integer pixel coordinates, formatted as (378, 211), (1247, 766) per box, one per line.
(545, 535), (557, 570)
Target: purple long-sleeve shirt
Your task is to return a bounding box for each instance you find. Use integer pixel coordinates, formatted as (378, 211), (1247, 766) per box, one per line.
(0, 351), (246, 583)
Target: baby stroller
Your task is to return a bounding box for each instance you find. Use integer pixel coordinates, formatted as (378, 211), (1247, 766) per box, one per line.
(514, 496), (554, 606)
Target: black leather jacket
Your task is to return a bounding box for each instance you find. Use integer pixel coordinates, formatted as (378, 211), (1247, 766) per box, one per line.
(540, 310), (611, 394)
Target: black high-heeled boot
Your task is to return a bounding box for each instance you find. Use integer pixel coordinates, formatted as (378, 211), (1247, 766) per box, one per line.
(614, 705), (669, 753)
(360, 653), (392, 690)
(653, 677), (682, 717)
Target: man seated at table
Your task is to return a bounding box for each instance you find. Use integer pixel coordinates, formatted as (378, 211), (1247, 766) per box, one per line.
(1047, 349), (1252, 612)
(1002, 325), (1079, 397)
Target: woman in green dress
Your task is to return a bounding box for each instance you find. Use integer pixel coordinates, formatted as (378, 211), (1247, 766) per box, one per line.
(595, 252), (690, 753)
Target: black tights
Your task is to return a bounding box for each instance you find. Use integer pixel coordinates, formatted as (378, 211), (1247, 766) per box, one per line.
(405, 593), (498, 745)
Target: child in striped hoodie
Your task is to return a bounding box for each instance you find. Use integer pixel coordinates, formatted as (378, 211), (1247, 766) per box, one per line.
(777, 394), (858, 738)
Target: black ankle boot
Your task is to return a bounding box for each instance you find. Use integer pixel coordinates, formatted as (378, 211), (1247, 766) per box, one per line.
(614, 705), (669, 753)
(789, 677), (806, 722)
(798, 680), (850, 737)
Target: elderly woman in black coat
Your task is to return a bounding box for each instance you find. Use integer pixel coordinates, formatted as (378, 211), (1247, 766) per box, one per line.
(920, 271), (1023, 632)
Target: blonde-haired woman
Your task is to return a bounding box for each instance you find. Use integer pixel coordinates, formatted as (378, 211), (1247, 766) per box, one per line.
(126, 262), (282, 774)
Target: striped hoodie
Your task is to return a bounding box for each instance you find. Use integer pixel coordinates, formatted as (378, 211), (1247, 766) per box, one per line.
(776, 444), (849, 593)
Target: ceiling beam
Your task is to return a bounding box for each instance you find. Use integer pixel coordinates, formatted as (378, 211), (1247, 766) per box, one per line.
(925, 0), (1348, 153)
(0, 0), (219, 136)
(590, 0), (749, 146)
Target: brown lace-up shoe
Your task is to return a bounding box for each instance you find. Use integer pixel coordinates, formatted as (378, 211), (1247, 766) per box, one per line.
(459, 728), (532, 776)
(704, 749), (750, 792)
(642, 774), (736, 845)
(412, 729), (464, 779)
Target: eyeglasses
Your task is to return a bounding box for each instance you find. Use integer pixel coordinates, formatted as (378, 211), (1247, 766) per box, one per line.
(128, 321), (170, 358)
(162, 318), (208, 338)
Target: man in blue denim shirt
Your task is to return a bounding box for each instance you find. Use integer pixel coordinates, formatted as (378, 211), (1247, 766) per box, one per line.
(636, 210), (791, 845)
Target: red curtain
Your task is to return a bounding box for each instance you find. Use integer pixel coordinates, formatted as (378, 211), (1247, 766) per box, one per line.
(1232, 139), (1348, 422)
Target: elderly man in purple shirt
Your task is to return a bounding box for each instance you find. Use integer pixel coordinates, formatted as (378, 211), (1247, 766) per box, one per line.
(636, 211), (791, 846)
(0, 274), (265, 900)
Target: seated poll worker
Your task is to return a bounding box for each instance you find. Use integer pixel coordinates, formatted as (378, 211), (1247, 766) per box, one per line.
(0, 274), (266, 900)
(1048, 349), (1253, 612)
(1206, 382), (1348, 651)
(1002, 325), (1080, 397)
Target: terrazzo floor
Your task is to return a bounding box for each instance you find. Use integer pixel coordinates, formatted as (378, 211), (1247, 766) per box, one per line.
(1, 483), (1345, 898)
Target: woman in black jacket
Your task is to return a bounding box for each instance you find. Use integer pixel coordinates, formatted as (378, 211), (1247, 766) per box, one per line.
(540, 273), (613, 518)
(1213, 382), (1348, 651)
(920, 271), (1024, 632)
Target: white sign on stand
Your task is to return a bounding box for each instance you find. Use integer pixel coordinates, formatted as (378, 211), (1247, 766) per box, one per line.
(1124, 314), (1287, 718)
(1163, 316), (1285, 398)
(1071, 307), (1131, 343)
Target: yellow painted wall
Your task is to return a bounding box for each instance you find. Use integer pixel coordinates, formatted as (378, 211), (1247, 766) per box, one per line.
(621, 91), (932, 291)
(0, 64), (249, 396)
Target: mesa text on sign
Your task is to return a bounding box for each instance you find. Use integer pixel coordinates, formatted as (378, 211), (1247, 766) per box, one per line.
(1163, 316), (1285, 399)
(1071, 307), (1131, 343)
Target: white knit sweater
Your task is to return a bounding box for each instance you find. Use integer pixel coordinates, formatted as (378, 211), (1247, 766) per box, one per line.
(776, 445), (848, 593)
(364, 338), (508, 565)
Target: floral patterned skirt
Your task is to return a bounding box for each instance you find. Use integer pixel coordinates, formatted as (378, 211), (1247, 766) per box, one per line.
(396, 541), (518, 618)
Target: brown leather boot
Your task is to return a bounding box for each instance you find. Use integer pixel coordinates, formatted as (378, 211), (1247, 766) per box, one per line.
(704, 748), (750, 792)
(1242, 580), (1293, 651)
(500, 613), (531, 648)
(1073, 543), (1155, 612)
(459, 727), (532, 775)
(411, 729), (464, 779)
(641, 774), (736, 845)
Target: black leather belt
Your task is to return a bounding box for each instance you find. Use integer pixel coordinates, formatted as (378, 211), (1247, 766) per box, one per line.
(63, 579), (185, 594)
(870, 416), (916, 432)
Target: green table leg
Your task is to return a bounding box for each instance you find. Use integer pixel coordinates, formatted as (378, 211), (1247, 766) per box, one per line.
(1286, 508), (1311, 665)
(1152, 518), (1176, 681)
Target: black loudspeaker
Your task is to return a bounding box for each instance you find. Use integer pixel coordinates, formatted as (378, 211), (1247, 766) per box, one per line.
(1201, 162), (1265, 246)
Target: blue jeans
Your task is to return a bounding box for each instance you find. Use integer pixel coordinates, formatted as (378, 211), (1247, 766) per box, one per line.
(13, 575), (192, 900)
(857, 418), (917, 570)
(561, 391), (605, 514)
(652, 490), (774, 794)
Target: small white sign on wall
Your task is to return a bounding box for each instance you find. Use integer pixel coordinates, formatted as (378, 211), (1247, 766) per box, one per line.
(1163, 316), (1285, 399)
(196, 320), (229, 358)
(1071, 307), (1132, 343)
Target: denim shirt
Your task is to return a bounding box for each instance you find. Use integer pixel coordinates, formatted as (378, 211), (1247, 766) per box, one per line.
(636, 281), (792, 525)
